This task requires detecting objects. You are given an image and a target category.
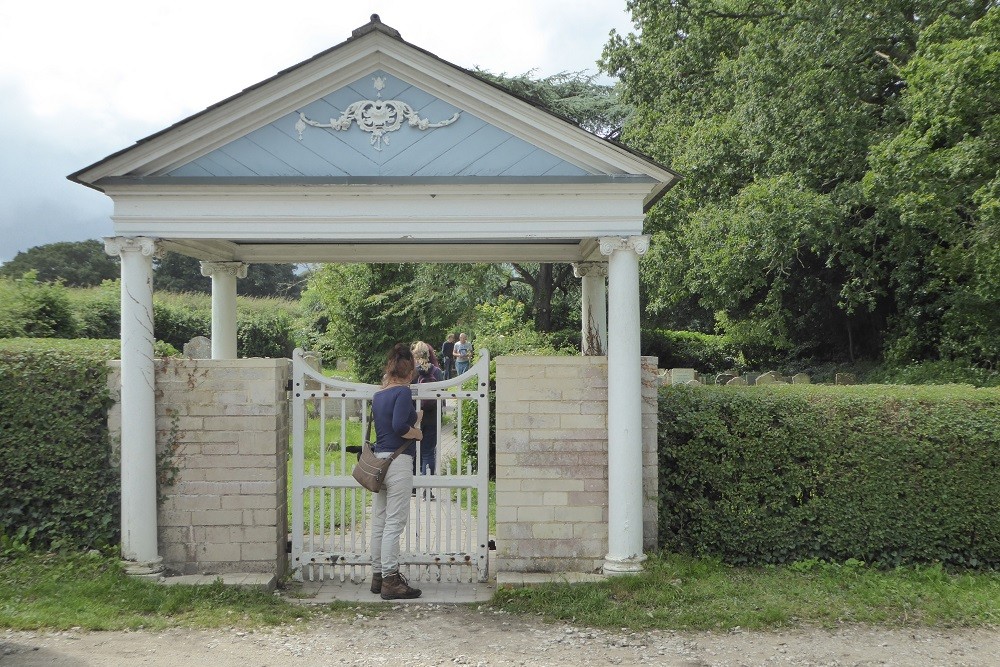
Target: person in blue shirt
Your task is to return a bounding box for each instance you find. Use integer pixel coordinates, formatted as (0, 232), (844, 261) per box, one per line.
(369, 343), (423, 600)
(453, 332), (472, 375)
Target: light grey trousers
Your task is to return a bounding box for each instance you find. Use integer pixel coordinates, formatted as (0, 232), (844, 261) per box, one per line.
(370, 453), (413, 574)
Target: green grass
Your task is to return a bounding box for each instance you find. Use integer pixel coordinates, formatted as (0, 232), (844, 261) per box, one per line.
(6, 550), (1000, 631)
(492, 553), (1000, 631)
(0, 551), (319, 630)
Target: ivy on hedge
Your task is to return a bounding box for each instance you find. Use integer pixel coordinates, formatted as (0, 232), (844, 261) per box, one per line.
(0, 338), (120, 550)
(658, 384), (1000, 567)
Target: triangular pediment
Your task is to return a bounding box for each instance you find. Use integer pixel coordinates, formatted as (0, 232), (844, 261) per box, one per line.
(164, 70), (589, 179)
(72, 17), (676, 207)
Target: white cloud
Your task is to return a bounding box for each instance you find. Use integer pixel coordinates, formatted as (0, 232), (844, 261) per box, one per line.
(0, 0), (634, 263)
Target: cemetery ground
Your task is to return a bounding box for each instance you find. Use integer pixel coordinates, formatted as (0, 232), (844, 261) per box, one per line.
(2, 552), (1000, 666)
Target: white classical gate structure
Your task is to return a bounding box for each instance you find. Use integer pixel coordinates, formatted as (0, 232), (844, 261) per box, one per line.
(290, 348), (491, 583)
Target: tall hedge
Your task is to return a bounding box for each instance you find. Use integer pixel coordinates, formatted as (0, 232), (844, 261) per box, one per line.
(658, 384), (1000, 567)
(0, 338), (120, 549)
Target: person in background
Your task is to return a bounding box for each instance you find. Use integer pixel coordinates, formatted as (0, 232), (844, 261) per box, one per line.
(453, 332), (472, 375)
(369, 343), (422, 600)
(440, 333), (455, 379)
(411, 341), (443, 499)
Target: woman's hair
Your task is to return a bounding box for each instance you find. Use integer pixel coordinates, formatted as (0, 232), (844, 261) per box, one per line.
(383, 343), (414, 385)
(412, 340), (438, 368)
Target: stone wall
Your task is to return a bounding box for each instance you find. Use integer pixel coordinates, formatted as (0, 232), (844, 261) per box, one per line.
(108, 359), (290, 576)
(494, 356), (658, 573)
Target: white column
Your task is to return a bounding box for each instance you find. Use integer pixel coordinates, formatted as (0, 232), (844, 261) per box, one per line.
(572, 262), (608, 355)
(200, 262), (248, 360)
(105, 236), (163, 574)
(599, 235), (650, 574)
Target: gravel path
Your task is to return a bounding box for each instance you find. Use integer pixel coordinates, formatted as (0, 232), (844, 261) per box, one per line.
(3, 605), (998, 666)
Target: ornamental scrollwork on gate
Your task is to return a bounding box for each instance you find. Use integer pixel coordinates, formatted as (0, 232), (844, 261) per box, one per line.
(295, 75), (461, 151)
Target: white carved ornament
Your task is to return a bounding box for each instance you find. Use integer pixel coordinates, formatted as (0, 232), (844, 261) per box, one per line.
(295, 76), (460, 151)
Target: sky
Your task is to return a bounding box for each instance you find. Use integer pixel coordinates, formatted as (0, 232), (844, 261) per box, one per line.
(0, 0), (635, 264)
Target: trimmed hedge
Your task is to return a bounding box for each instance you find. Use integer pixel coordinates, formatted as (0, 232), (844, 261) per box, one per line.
(658, 384), (1000, 567)
(0, 338), (120, 549)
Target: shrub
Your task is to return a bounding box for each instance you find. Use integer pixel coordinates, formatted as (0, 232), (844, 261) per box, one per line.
(867, 360), (1000, 388)
(641, 328), (737, 373)
(237, 306), (296, 358)
(0, 275), (78, 339)
(658, 383), (1000, 567)
(0, 338), (120, 550)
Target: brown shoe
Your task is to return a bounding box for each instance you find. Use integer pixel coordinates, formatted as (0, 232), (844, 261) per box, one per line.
(370, 572), (382, 594)
(380, 571), (421, 600)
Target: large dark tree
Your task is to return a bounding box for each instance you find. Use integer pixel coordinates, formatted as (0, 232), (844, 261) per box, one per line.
(0, 240), (118, 287)
(602, 0), (997, 365)
(154, 252), (303, 299)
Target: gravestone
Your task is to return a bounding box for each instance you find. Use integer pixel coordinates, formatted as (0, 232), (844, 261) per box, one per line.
(726, 376), (748, 386)
(658, 369), (671, 386)
(755, 371), (780, 385)
(743, 372), (760, 386)
(684, 379), (703, 386)
(716, 373), (737, 386)
(670, 368), (697, 385)
(835, 373), (857, 385)
(792, 373), (811, 384)
(183, 336), (211, 359)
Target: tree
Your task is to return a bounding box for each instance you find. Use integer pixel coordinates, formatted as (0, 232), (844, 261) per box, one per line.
(153, 252), (303, 298)
(0, 240), (118, 287)
(601, 0), (996, 365)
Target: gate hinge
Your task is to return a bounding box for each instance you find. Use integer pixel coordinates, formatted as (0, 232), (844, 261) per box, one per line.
(285, 379), (294, 392)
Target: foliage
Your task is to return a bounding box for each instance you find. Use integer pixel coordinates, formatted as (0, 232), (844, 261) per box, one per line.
(867, 360), (1000, 388)
(154, 252), (303, 299)
(0, 338), (120, 550)
(863, 9), (1000, 365)
(0, 240), (119, 287)
(472, 69), (632, 139)
(0, 550), (313, 630)
(304, 263), (510, 382)
(493, 552), (1000, 630)
(641, 328), (738, 373)
(657, 383), (1000, 567)
(603, 0), (997, 367)
(0, 274), (78, 339)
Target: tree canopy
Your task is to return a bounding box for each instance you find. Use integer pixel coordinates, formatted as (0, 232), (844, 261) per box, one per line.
(0, 240), (118, 287)
(602, 0), (998, 366)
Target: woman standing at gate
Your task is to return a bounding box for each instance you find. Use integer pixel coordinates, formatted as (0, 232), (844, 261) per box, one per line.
(369, 343), (422, 600)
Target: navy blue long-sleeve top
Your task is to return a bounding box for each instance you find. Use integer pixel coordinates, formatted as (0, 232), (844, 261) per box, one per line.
(372, 384), (417, 457)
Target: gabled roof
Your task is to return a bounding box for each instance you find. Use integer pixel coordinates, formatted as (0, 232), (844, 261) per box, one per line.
(69, 15), (678, 211)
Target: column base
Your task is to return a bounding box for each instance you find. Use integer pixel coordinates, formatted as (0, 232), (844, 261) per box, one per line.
(602, 553), (647, 575)
(122, 556), (165, 577)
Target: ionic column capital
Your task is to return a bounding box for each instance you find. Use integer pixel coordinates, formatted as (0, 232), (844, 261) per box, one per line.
(598, 235), (650, 257)
(104, 236), (163, 259)
(572, 261), (609, 279)
(200, 261), (249, 279)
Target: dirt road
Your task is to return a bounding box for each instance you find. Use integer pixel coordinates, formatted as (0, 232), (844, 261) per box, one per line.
(2, 605), (997, 666)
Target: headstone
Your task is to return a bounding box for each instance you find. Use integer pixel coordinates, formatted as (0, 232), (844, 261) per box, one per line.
(716, 373), (737, 386)
(658, 369), (671, 386)
(726, 376), (748, 386)
(183, 336), (211, 359)
(743, 372), (760, 386)
(301, 351), (323, 372)
(835, 373), (857, 385)
(755, 372), (780, 386)
(670, 368), (697, 385)
(336, 358), (350, 372)
(684, 379), (703, 386)
(792, 373), (811, 384)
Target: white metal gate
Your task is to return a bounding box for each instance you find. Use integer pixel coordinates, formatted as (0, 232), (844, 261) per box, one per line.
(290, 347), (490, 584)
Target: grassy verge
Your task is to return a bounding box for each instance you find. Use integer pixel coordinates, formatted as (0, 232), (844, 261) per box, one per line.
(493, 553), (1000, 630)
(0, 551), (318, 631)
